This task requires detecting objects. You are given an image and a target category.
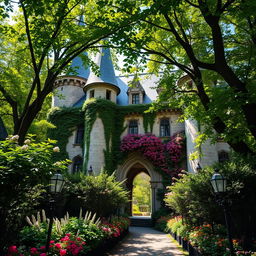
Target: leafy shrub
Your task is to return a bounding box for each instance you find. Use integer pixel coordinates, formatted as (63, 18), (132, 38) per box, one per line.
(151, 207), (172, 222)
(154, 216), (170, 232)
(164, 153), (256, 249)
(65, 172), (129, 217)
(0, 136), (69, 251)
(166, 217), (254, 256)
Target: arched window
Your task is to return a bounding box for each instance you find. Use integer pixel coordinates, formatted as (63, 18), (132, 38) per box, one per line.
(129, 120), (138, 134)
(160, 118), (170, 137)
(72, 156), (83, 174)
(218, 151), (229, 163)
(75, 125), (84, 144)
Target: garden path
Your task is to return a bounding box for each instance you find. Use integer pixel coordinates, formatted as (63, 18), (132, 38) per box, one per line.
(106, 226), (184, 256)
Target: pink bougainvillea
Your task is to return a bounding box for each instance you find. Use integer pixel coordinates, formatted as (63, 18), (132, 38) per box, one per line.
(120, 133), (184, 177)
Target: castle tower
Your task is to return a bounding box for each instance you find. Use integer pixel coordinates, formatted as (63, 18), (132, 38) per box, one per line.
(52, 17), (89, 108)
(83, 46), (120, 103)
(83, 45), (120, 174)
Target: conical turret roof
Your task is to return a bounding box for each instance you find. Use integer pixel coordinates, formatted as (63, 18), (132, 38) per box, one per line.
(85, 46), (120, 94)
(67, 16), (90, 80)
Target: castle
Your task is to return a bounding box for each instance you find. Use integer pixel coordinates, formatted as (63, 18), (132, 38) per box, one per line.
(49, 45), (230, 214)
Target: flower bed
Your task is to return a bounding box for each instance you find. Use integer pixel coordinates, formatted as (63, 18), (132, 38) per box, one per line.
(155, 216), (256, 256)
(6, 211), (130, 256)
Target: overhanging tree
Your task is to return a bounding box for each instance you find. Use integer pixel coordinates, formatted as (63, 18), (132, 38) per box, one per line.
(0, 0), (131, 144)
(96, 0), (256, 155)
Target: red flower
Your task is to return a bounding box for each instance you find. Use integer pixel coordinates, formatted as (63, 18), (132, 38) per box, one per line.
(55, 243), (62, 249)
(59, 249), (67, 256)
(30, 247), (38, 255)
(8, 246), (18, 254)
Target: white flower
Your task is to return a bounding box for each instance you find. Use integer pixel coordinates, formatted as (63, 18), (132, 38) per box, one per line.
(24, 139), (31, 144)
(53, 146), (60, 152)
(21, 145), (29, 150)
(54, 161), (62, 166)
(11, 135), (19, 141)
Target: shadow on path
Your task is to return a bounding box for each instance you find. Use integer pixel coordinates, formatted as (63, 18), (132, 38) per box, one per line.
(106, 226), (184, 256)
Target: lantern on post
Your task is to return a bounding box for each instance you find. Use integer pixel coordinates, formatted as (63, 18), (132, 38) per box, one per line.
(210, 169), (234, 256)
(46, 173), (65, 252)
(49, 173), (65, 194)
(210, 172), (227, 193)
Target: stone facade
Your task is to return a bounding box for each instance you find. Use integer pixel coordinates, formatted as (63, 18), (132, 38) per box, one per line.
(50, 47), (231, 214)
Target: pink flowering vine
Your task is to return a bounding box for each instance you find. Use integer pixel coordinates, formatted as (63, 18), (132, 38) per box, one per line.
(120, 133), (184, 177)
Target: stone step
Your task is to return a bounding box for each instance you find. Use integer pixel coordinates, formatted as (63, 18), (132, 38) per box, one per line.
(130, 216), (153, 227)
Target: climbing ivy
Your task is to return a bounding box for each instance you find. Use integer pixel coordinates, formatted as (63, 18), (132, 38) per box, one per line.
(81, 99), (159, 173)
(47, 99), (173, 175)
(47, 107), (84, 161)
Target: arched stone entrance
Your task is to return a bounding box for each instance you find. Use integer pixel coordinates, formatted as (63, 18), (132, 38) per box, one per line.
(116, 152), (163, 216)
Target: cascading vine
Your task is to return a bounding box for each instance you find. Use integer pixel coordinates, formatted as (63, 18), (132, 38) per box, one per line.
(47, 99), (180, 177)
(120, 133), (185, 177)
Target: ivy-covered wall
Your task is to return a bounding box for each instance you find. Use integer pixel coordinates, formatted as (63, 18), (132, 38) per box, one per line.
(47, 100), (158, 171)
(47, 107), (84, 161)
(82, 99), (157, 174)
(47, 99), (180, 175)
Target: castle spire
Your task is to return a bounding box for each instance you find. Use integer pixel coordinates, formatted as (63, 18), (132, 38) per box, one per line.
(68, 15), (90, 80)
(85, 45), (120, 94)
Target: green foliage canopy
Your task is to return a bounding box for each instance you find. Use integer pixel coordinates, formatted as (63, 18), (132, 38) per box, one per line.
(0, 0), (132, 143)
(94, 0), (256, 155)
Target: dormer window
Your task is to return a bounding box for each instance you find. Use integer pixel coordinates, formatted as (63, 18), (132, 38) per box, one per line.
(128, 120), (138, 134)
(160, 118), (170, 137)
(132, 94), (140, 104)
(127, 75), (145, 105)
(106, 90), (111, 100)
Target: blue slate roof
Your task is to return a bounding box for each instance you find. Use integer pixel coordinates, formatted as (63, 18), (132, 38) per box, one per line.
(72, 73), (159, 107)
(67, 16), (90, 79)
(73, 94), (86, 108)
(68, 53), (90, 79)
(86, 47), (118, 87)
(116, 74), (158, 106)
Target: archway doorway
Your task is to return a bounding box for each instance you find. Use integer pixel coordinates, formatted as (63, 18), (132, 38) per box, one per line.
(126, 163), (152, 216)
(132, 172), (151, 216)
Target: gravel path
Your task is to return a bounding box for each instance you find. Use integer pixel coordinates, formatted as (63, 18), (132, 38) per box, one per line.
(106, 226), (184, 256)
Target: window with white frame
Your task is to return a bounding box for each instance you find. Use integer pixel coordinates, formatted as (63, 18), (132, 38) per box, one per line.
(132, 93), (140, 104)
(128, 120), (138, 134)
(160, 118), (170, 137)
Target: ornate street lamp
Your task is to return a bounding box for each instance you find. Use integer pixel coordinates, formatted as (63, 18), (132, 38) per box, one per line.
(46, 173), (65, 252)
(210, 172), (227, 193)
(210, 169), (235, 256)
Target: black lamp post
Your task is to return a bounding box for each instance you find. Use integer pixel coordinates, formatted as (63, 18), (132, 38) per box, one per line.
(45, 173), (65, 252)
(210, 170), (235, 256)
(88, 165), (93, 176)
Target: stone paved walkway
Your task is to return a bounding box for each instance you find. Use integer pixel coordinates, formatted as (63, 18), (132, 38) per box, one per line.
(106, 227), (184, 256)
